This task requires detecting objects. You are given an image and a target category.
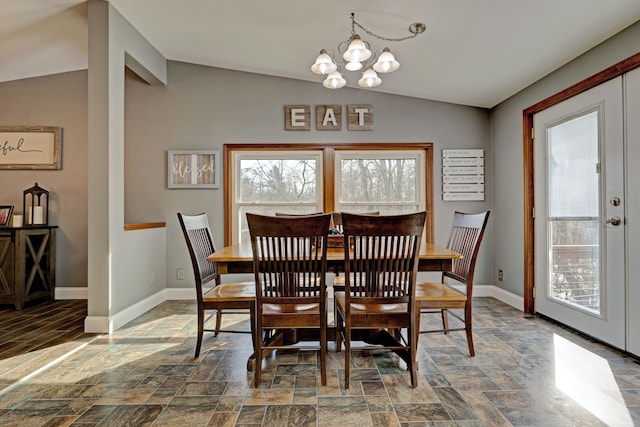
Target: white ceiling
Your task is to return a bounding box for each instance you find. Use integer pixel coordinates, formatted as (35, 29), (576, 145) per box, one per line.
(2, 1), (640, 108)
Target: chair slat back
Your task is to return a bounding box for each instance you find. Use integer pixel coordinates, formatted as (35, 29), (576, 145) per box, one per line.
(247, 213), (331, 304)
(274, 212), (323, 217)
(177, 213), (219, 302)
(342, 212), (426, 303)
(331, 211), (380, 233)
(444, 211), (490, 290)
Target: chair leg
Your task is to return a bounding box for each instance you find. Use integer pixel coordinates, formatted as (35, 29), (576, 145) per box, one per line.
(465, 305), (475, 357)
(441, 309), (450, 333)
(195, 307), (204, 359)
(254, 324), (262, 387)
(320, 316), (327, 386)
(393, 328), (402, 341)
(214, 309), (223, 336)
(249, 306), (256, 352)
(335, 308), (343, 352)
(409, 326), (418, 387)
(344, 321), (351, 389)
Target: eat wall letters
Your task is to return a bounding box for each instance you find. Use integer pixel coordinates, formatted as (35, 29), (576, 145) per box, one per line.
(284, 104), (373, 131)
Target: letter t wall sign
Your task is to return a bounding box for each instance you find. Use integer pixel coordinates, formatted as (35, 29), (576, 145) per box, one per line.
(284, 104), (373, 131)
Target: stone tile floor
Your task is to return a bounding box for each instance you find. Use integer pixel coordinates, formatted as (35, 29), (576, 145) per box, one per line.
(1, 298), (640, 426)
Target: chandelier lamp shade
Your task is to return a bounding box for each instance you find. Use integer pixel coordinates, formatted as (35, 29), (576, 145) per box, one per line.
(311, 13), (425, 89)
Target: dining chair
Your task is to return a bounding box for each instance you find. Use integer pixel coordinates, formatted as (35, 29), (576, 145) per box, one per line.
(177, 212), (256, 358)
(416, 210), (490, 356)
(330, 211), (380, 233)
(274, 212), (324, 217)
(247, 212), (332, 387)
(331, 211), (380, 285)
(335, 211), (426, 388)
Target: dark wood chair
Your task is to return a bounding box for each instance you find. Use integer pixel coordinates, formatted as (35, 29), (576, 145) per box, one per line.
(247, 212), (332, 387)
(177, 212), (255, 358)
(416, 211), (490, 356)
(331, 211), (380, 286)
(330, 211), (380, 233)
(335, 211), (426, 388)
(274, 212), (323, 216)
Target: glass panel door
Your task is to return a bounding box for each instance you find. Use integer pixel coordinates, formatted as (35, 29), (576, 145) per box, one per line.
(547, 111), (601, 314)
(534, 77), (625, 350)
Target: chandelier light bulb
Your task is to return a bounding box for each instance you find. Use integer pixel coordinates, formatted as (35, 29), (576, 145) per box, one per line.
(372, 48), (400, 73)
(342, 36), (372, 63)
(311, 50), (337, 75)
(323, 71), (347, 89)
(345, 60), (363, 71)
(358, 68), (381, 88)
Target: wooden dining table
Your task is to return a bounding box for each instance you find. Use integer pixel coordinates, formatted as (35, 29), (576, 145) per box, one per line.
(207, 241), (462, 371)
(209, 241), (462, 275)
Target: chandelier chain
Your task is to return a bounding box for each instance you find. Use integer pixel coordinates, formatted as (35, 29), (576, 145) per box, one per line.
(351, 14), (419, 43)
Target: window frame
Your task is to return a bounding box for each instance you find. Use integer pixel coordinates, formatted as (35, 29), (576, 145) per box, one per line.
(223, 142), (434, 245)
(334, 149), (425, 214)
(233, 150), (324, 243)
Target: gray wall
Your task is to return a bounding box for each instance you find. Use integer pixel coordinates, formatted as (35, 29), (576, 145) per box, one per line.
(123, 61), (492, 288)
(5, 15), (637, 303)
(0, 71), (88, 288)
(1, 10), (636, 314)
(0, 61), (493, 295)
(491, 20), (640, 297)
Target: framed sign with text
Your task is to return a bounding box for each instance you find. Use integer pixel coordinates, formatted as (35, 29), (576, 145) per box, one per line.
(442, 149), (485, 201)
(168, 150), (221, 189)
(0, 126), (62, 170)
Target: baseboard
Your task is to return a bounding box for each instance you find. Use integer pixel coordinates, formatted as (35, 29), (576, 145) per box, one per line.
(446, 284), (523, 312)
(80, 284), (522, 334)
(55, 287), (89, 300)
(84, 316), (111, 333)
(109, 291), (168, 332)
(164, 287), (196, 300)
(486, 285), (524, 311)
(82, 287), (195, 333)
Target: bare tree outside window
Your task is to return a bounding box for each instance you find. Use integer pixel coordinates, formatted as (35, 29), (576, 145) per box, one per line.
(240, 159), (317, 203)
(341, 158), (416, 203)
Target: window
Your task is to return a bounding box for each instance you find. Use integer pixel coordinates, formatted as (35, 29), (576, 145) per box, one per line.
(234, 151), (323, 243)
(225, 143), (433, 244)
(335, 150), (424, 214)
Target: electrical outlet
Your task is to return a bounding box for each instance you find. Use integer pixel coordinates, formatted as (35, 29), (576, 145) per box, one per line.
(176, 268), (185, 280)
(498, 269), (503, 282)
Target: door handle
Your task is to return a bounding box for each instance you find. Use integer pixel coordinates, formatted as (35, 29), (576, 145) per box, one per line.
(606, 216), (621, 226)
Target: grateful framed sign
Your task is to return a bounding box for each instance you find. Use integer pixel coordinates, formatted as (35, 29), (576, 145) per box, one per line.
(0, 126), (62, 170)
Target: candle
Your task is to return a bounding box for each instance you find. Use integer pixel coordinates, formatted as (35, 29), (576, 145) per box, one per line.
(12, 214), (23, 227)
(33, 206), (44, 224)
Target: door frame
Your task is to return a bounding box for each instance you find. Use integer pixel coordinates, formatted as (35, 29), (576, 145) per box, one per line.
(522, 52), (640, 314)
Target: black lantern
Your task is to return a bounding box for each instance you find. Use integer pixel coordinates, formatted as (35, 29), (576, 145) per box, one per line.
(23, 182), (49, 226)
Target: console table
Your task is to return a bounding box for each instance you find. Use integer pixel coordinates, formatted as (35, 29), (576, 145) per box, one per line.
(0, 226), (57, 310)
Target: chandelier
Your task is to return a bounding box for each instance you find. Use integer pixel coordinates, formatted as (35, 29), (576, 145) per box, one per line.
(311, 13), (425, 89)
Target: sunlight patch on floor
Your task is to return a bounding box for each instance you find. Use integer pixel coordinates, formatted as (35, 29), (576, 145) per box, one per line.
(0, 335), (102, 397)
(554, 334), (633, 426)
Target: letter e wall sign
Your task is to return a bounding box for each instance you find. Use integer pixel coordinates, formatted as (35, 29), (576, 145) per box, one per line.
(284, 105), (311, 131)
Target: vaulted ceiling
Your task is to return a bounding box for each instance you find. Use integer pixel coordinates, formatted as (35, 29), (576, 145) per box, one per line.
(2, 0), (640, 108)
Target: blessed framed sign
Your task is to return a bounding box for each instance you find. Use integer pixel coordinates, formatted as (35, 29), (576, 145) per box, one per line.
(0, 126), (62, 170)
(168, 150), (221, 189)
